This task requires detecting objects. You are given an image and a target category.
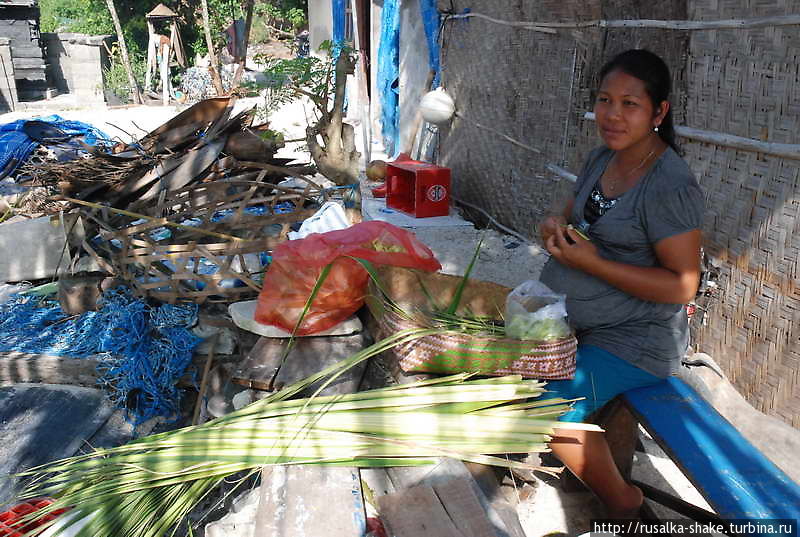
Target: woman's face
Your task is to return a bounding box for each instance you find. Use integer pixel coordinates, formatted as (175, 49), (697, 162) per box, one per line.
(594, 69), (668, 152)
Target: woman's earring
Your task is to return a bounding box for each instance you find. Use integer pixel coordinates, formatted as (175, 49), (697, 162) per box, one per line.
(654, 126), (660, 133)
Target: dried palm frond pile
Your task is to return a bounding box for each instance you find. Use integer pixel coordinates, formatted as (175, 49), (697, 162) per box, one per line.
(17, 97), (311, 212)
(9, 97), (338, 303)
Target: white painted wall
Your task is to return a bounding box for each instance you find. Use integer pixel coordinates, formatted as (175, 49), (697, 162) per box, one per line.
(308, 0), (333, 56)
(398, 0), (430, 154)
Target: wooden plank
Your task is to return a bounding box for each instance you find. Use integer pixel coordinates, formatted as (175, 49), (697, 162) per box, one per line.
(0, 351), (100, 387)
(8, 45), (43, 58)
(232, 332), (368, 394)
(11, 57), (44, 69)
(12, 68), (46, 81)
(378, 484), (464, 537)
(252, 332), (369, 537)
(624, 377), (800, 520)
(0, 384), (113, 504)
(433, 477), (501, 537)
(0, 351), (225, 388)
(387, 459), (524, 537)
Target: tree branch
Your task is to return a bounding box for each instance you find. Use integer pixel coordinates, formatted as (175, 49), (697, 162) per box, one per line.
(200, 0), (225, 95)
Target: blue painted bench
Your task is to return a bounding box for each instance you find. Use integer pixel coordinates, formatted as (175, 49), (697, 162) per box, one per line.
(616, 377), (800, 531)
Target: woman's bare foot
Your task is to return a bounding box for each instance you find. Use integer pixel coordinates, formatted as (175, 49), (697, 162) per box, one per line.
(607, 482), (644, 519)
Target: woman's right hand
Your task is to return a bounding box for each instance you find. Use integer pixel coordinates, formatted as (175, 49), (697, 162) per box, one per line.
(539, 215), (567, 244)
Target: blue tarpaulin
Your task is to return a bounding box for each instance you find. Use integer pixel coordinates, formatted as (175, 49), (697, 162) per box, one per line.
(0, 115), (110, 179)
(377, 0), (400, 155)
(420, 0), (441, 87)
(332, 0), (347, 44)
(377, 1), (441, 155)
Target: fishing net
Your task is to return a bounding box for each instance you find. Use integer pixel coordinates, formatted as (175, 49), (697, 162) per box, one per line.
(0, 287), (201, 423)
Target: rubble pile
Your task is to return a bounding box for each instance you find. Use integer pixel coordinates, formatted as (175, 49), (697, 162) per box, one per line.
(0, 96), (332, 422)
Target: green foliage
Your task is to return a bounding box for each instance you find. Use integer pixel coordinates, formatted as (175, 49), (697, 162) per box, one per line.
(40, 0), (307, 72)
(284, 7), (306, 30)
(255, 0), (308, 35)
(250, 41), (353, 119)
(40, 0), (113, 35)
(205, 0), (243, 53)
(103, 43), (147, 102)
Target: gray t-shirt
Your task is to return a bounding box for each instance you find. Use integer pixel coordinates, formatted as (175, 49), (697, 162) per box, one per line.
(540, 146), (705, 377)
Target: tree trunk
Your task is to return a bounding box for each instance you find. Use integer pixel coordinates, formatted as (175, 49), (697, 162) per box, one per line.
(231, 0), (255, 89)
(307, 53), (360, 186)
(104, 0), (142, 104)
(200, 0), (225, 96)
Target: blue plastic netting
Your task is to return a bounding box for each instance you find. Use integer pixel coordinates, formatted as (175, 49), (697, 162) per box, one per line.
(0, 287), (201, 424)
(377, 0), (401, 155)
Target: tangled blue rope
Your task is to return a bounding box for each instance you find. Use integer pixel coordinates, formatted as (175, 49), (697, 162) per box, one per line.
(0, 287), (201, 424)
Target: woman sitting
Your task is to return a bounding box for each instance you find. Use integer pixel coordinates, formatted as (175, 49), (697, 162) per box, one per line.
(538, 49), (705, 517)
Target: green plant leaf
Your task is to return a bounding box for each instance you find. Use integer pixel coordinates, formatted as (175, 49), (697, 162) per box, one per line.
(444, 236), (484, 315)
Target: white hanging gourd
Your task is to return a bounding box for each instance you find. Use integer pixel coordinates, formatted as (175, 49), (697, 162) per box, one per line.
(419, 88), (455, 125)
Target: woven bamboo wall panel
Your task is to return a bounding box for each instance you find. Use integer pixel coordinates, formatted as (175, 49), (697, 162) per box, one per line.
(438, 0), (596, 235)
(685, 0), (800, 426)
(687, 138), (800, 425)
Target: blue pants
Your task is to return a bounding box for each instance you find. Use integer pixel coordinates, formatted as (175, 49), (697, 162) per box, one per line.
(540, 344), (661, 422)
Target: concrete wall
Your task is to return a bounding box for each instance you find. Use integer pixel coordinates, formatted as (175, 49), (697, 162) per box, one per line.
(42, 33), (111, 105)
(0, 38), (18, 112)
(308, 0), (333, 56)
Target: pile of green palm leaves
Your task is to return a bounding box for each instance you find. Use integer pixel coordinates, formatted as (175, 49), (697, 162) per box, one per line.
(8, 245), (595, 537)
(11, 326), (595, 537)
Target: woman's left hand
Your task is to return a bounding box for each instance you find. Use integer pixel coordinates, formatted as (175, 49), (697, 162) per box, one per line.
(545, 226), (600, 271)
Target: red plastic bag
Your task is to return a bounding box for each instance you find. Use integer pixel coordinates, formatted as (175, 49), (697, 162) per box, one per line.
(254, 221), (441, 335)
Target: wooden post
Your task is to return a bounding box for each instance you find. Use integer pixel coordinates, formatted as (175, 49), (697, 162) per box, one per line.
(144, 19), (155, 93)
(200, 0), (225, 96)
(350, 0), (371, 164)
(231, 0), (255, 89)
(160, 38), (170, 106)
(105, 0), (143, 104)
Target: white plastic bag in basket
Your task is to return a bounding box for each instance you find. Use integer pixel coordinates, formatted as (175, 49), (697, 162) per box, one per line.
(504, 280), (571, 341)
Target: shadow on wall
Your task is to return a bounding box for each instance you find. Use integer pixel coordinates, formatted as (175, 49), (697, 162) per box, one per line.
(41, 32), (112, 104)
(43, 34), (69, 94)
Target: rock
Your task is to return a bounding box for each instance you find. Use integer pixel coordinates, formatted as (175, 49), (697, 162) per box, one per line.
(57, 275), (105, 315)
(204, 488), (262, 537)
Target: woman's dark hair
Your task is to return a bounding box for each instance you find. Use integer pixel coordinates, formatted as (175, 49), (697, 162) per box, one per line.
(599, 49), (679, 151)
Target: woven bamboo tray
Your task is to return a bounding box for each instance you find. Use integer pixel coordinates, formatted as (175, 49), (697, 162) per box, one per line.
(98, 180), (319, 303)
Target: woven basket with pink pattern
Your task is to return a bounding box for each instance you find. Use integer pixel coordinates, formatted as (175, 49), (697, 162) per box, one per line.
(379, 310), (577, 379)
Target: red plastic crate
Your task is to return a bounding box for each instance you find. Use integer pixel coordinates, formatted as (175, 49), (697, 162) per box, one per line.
(386, 160), (451, 218)
(0, 498), (67, 536)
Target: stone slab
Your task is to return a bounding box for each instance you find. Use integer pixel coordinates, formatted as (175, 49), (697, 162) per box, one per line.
(253, 465), (366, 537)
(0, 384), (113, 504)
(232, 332), (368, 394)
(0, 215), (72, 282)
(251, 324), (368, 537)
